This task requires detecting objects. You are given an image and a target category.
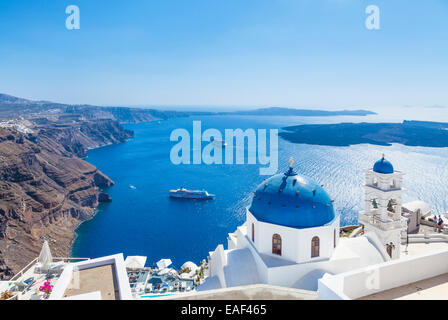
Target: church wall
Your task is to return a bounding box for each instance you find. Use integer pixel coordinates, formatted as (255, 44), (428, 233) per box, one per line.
(246, 210), (300, 262)
(235, 226), (269, 284)
(257, 221), (300, 262)
(265, 254), (361, 289)
(208, 244), (228, 288)
(246, 210), (340, 264)
(296, 217), (339, 263)
(363, 225), (401, 260)
(246, 211), (258, 246)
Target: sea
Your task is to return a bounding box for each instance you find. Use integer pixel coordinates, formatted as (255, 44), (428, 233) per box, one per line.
(71, 111), (448, 268)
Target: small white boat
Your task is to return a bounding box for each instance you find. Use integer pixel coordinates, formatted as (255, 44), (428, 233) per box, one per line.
(211, 137), (227, 147)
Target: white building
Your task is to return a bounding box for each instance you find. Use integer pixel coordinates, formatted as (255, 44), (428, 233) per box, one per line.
(358, 155), (406, 259)
(402, 200), (432, 233)
(199, 157), (393, 292)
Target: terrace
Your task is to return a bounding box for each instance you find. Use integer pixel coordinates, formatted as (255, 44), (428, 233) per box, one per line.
(1, 242), (133, 300)
(127, 268), (195, 298)
(1, 244), (201, 300)
(0, 256), (89, 300)
(125, 257), (199, 298)
(62, 264), (119, 300)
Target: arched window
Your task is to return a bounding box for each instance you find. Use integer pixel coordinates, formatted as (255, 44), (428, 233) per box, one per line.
(272, 234), (282, 255)
(390, 180), (396, 188)
(386, 243), (393, 258)
(252, 223), (255, 242)
(416, 209), (421, 227)
(334, 229), (336, 248)
(311, 236), (320, 258)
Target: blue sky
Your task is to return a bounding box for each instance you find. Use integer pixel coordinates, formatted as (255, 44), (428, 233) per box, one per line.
(0, 0), (447, 110)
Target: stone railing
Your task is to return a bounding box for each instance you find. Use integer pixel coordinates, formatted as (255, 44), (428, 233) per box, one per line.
(9, 257), (89, 281)
(359, 212), (403, 231)
(404, 233), (448, 243)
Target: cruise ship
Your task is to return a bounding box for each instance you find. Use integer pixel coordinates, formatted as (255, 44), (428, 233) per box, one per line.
(169, 188), (215, 200)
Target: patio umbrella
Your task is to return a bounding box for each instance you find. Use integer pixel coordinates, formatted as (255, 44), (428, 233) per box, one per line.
(156, 258), (172, 270)
(125, 256), (147, 269)
(38, 241), (53, 270)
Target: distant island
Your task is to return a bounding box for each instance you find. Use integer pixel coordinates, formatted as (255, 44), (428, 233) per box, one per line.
(279, 121), (448, 148)
(224, 107), (376, 117)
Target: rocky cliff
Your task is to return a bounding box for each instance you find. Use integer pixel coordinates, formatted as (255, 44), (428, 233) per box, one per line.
(0, 93), (194, 123)
(0, 120), (133, 279)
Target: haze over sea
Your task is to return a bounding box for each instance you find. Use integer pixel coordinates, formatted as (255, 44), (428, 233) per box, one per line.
(72, 111), (448, 268)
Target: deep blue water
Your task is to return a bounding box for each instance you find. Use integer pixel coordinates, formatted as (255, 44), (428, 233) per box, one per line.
(72, 115), (448, 268)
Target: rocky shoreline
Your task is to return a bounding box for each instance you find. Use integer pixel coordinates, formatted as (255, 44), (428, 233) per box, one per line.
(0, 119), (134, 279)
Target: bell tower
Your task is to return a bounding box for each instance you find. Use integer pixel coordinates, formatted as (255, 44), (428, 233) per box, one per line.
(358, 155), (405, 260)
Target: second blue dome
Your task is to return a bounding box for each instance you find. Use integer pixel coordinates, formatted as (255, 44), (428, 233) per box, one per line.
(373, 156), (394, 174)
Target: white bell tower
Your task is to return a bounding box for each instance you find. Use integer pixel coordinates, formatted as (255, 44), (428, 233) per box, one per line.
(358, 155), (405, 260)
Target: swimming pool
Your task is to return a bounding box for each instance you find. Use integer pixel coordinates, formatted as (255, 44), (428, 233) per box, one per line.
(127, 270), (149, 284)
(149, 273), (193, 285)
(127, 268), (196, 295)
(140, 294), (174, 299)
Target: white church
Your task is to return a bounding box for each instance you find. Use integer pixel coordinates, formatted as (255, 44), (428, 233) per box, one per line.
(197, 155), (417, 293)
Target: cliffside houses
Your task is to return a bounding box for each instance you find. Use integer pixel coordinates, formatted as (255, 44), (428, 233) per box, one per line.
(0, 120), (33, 134)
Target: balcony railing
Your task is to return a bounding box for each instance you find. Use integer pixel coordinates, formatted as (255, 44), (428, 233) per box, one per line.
(9, 256), (90, 281)
(359, 212), (403, 231)
(365, 184), (401, 192)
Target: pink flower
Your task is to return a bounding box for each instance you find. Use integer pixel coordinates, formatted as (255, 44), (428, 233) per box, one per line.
(39, 280), (53, 297)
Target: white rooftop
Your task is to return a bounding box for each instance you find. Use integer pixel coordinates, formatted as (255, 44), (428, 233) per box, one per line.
(402, 200), (431, 216)
(125, 256), (147, 269)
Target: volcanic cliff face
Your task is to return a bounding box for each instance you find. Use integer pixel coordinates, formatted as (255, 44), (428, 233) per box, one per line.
(36, 119), (134, 158)
(0, 93), (194, 123)
(0, 120), (133, 279)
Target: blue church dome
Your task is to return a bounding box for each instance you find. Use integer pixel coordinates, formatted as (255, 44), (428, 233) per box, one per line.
(373, 155), (394, 174)
(248, 165), (336, 229)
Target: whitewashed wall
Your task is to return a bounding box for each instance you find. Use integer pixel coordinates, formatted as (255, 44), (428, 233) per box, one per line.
(235, 226), (269, 284)
(318, 249), (448, 299)
(209, 244), (228, 288)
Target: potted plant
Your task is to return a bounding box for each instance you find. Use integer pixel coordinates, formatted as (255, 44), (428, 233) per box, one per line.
(1, 290), (14, 300)
(39, 280), (53, 299)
